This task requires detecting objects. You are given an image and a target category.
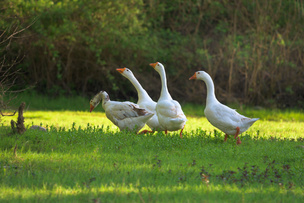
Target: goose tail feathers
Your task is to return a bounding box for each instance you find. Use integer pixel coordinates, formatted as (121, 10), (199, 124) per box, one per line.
(170, 117), (187, 125)
(248, 118), (259, 126)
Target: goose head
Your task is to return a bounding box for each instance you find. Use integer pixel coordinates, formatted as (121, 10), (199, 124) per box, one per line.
(116, 67), (134, 78)
(149, 62), (164, 74)
(90, 91), (109, 112)
(189, 71), (210, 81)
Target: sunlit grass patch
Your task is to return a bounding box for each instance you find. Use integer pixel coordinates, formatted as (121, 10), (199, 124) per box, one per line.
(2, 109), (304, 140)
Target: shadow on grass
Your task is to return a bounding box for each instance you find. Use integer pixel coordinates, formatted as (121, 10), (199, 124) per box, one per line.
(1, 181), (303, 203)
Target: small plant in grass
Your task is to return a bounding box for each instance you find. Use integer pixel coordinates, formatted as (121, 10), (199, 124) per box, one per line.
(214, 161), (296, 188)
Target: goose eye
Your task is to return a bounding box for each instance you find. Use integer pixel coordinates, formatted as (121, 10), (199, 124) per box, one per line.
(197, 72), (200, 74)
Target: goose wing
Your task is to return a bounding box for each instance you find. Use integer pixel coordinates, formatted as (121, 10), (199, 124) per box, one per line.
(106, 101), (151, 121)
(156, 100), (185, 119)
(206, 103), (249, 124)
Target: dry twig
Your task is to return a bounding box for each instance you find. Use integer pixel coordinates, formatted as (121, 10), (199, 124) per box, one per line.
(10, 102), (26, 134)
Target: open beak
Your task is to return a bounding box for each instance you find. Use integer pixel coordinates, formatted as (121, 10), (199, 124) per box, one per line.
(90, 104), (95, 112)
(116, 68), (126, 74)
(149, 62), (158, 68)
(189, 73), (197, 80)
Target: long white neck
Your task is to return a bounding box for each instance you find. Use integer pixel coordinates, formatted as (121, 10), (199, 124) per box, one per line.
(128, 75), (153, 103)
(158, 68), (172, 100)
(203, 74), (219, 106)
(101, 93), (110, 109)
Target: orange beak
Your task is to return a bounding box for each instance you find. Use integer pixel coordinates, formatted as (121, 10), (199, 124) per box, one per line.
(90, 104), (95, 112)
(189, 73), (197, 80)
(149, 62), (158, 68)
(116, 68), (126, 74)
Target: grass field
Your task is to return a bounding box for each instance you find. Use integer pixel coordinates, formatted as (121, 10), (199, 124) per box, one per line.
(0, 94), (304, 202)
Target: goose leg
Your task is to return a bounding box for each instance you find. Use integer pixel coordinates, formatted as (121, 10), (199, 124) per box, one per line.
(234, 127), (241, 145)
(224, 134), (228, 142)
(236, 137), (241, 145)
(179, 127), (184, 139)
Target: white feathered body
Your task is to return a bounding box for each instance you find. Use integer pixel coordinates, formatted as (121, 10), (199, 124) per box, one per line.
(150, 62), (187, 133)
(204, 101), (259, 135)
(117, 67), (165, 131)
(103, 100), (154, 133)
(137, 97), (165, 131)
(189, 70), (259, 138)
(156, 98), (187, 131)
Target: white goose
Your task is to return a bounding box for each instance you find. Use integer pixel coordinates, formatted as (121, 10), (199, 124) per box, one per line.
(90, 91), (154, 133)
(116, 67), (165, 132)
(189, 71), (259, 144)
(150, 62), (187, 138)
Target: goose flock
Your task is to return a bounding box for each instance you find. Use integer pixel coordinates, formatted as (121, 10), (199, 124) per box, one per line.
(90, 62), (259, 144)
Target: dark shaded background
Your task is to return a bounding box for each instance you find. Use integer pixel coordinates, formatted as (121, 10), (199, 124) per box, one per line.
(1, 0), (303, 108)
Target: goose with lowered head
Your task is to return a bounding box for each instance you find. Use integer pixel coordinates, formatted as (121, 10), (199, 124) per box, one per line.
(189, 71), (259, 144)
(90, 91), (154, 133)
(150, 62), (187, 138)
(116, 67), (165, 132)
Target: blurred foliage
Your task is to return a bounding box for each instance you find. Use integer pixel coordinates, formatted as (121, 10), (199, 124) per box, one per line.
(0, 0), (303, 108)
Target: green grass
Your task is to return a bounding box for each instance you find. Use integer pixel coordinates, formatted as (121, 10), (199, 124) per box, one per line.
(0, 93), (304, 202)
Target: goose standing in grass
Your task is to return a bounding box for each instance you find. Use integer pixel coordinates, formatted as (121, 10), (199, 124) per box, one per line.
(116, 67), (165, 133)
(189, 71), (259, 144)
(150, 62), (187, 138)
(90, 91), (154, 133)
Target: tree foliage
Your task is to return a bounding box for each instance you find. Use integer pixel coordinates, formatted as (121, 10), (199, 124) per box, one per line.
(1, 0), (303, 108)
(0, 16), (30, 114)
